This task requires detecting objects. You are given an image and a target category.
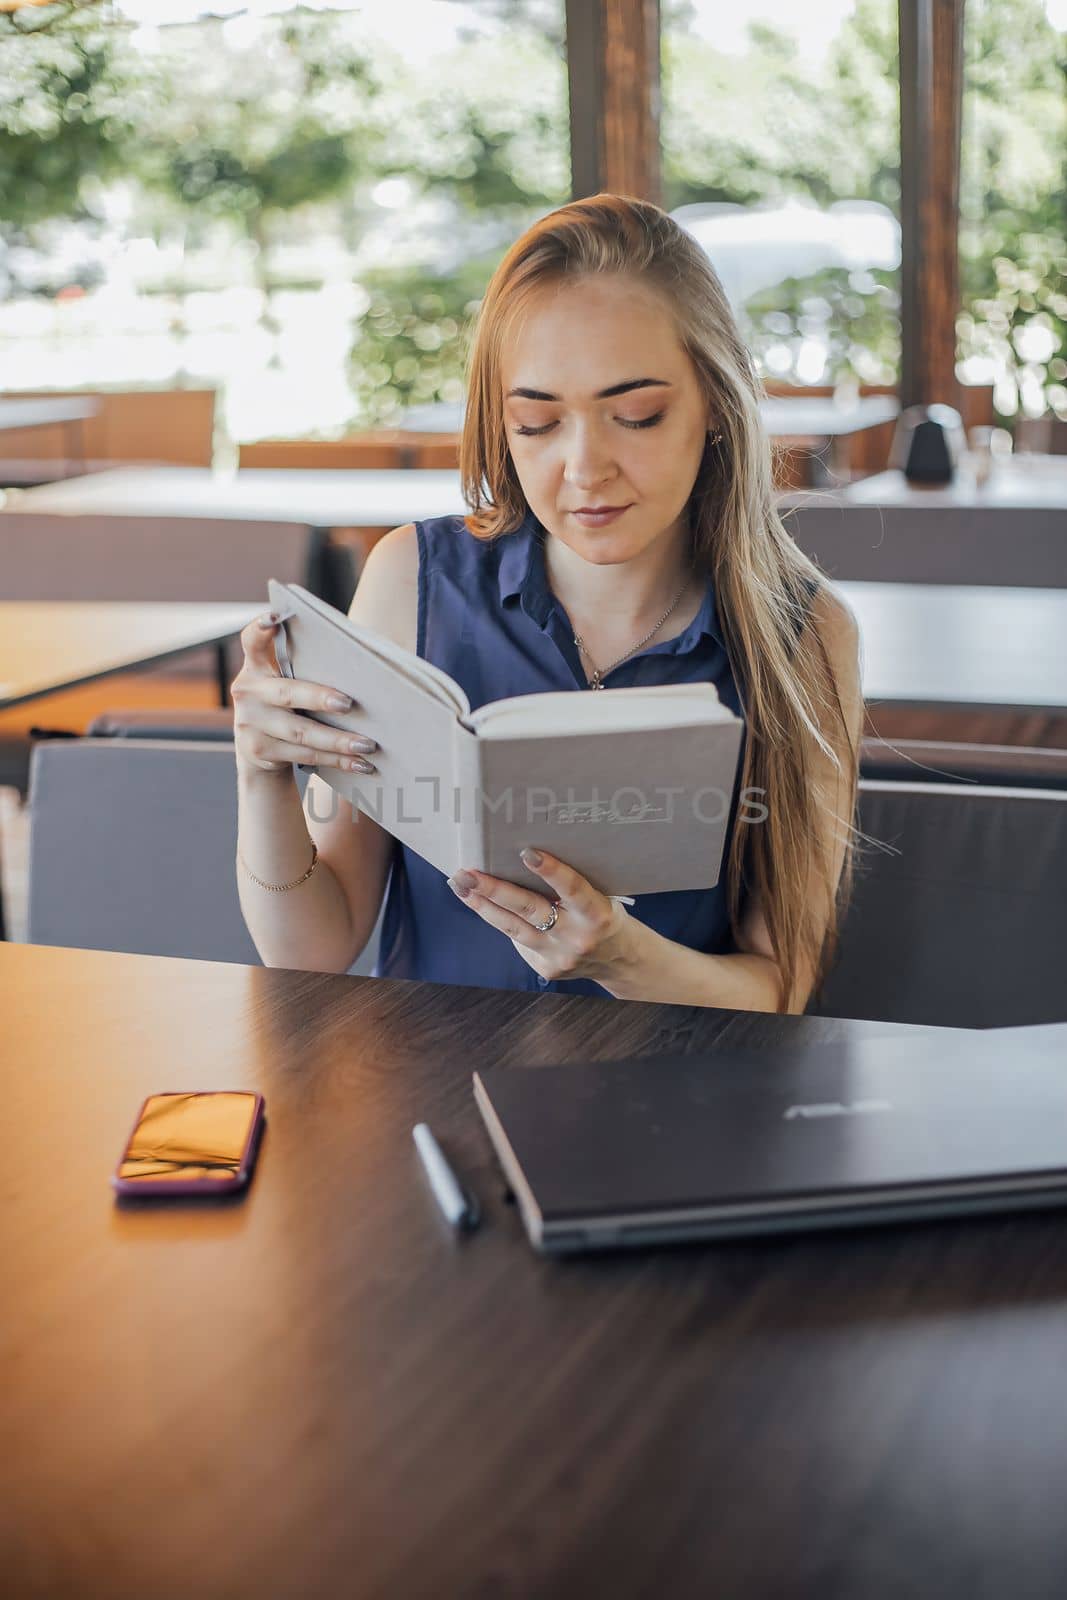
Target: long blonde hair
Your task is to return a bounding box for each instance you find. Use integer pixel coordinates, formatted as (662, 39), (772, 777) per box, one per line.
(459, 192), (859, 1011)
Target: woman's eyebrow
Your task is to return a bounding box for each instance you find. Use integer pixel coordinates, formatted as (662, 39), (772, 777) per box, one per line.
(505, 377), (674, 401)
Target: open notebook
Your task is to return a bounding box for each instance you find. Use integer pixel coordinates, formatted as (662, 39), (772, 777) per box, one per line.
(268, 579), (744, 897)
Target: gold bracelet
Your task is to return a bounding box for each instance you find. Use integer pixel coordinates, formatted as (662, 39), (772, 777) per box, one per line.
(238, 839), (318, 892)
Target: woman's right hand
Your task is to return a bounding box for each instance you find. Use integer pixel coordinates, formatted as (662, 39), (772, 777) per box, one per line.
(231, 612), (379, 778)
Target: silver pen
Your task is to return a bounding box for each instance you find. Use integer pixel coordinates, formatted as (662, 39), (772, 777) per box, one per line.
(412, 1123), (481, 1231)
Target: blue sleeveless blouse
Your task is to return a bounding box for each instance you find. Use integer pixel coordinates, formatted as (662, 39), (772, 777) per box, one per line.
(371, 506), (748, 996)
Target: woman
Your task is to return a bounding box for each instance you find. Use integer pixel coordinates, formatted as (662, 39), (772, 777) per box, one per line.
(233, 193), (862, 1013)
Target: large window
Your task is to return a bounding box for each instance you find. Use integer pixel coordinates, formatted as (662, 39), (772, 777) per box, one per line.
(5, 0), (1063, 432)
(958, 0), (1067, 419)
(660, 0), (901, 392)
(0, 0), (569, 447)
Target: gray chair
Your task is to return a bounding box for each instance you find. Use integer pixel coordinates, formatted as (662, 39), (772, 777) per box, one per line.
(26, 737), (383, 976)
(781, 500), (1067, 587)
(0, 736), (33, 798)
(814, 779), (1067, 1028)
(0, 512), (318, 602)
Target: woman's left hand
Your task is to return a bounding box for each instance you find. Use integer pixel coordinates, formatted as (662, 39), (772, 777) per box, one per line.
(446, 847), (636, 985)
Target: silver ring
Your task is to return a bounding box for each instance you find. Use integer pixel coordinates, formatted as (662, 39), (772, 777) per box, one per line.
(532, 900), (560, 934)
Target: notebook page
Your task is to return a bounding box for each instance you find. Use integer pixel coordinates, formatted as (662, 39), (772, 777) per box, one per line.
(465, 682), (735, 739)
(282, 582), (470, 718)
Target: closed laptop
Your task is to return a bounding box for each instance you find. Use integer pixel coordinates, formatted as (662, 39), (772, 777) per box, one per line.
(473, 1032), (1067, 1254)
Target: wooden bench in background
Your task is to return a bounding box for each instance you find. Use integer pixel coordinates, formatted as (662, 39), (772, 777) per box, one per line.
(0, 387), (217, 478)
(237, 432), (459, 471)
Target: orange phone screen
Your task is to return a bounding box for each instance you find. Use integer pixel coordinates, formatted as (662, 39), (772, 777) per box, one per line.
(118, 1092), (260, 1184)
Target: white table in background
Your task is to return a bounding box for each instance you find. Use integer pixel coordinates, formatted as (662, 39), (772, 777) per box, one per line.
(397, 394), (900, 440)
(3, 466), (466, 531)
(841, 458), (1067, 510)
(838, 580), (1067, 714)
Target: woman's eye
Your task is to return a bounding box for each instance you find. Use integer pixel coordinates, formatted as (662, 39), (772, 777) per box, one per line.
(621, 411), (666, 430)
(513, 411), (666, 437)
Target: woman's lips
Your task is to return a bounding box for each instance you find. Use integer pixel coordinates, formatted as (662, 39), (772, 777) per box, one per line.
(571, 505), (632, 527)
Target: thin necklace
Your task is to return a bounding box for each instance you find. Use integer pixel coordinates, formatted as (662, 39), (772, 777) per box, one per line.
(572, 569), (694, 690)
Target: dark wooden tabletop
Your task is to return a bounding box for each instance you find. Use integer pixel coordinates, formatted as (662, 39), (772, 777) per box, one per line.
(5, 943), (1067, 1600)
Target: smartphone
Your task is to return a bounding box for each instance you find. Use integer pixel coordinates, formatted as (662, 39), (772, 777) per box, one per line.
(112, 1091), (265, 1197)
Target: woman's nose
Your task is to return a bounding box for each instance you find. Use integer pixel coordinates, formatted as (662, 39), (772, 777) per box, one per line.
(562, 422), (617, 488)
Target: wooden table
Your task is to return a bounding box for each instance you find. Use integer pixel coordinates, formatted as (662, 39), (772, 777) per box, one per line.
(842, 457), (1067, 509)
(760, 393), (899, 438)
(7, 431), (910, 539)
(3, 578), (1060, 721)
(839, 580), (1067, 714)
(17, 941), (1067, 1599)
(2, 582), (1059, 718)
(3, 464), (467, 530)
(761, 397), (901, 483)
(0, 600), (256, 711)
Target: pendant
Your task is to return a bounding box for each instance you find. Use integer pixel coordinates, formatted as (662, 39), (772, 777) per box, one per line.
(591, 673), (603, 690)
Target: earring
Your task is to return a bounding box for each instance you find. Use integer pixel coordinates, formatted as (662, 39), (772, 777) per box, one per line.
(707, 429), (723, 445)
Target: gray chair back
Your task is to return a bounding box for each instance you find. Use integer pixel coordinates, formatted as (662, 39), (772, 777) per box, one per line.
(26, 738), (383, 975)
(782, 500), (1067, 587)
(814, 779), (1067, 1028)
(86, 708), (235, 741)
(0, 512), (314, 600)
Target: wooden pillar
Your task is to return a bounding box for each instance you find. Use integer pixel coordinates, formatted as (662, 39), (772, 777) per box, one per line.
(566, 0), (662, 204)
(898, 0), (966, 410)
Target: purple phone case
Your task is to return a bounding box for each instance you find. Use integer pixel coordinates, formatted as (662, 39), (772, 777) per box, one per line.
(111, 1091), (266, 1197)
